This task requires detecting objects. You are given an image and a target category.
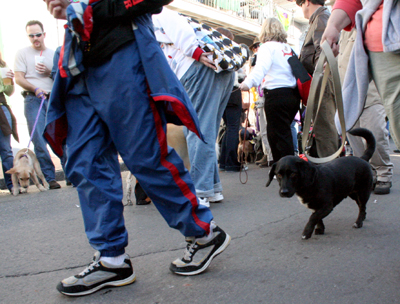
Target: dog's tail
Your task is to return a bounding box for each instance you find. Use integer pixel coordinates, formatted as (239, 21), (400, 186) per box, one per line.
(348, 128), (376, 162)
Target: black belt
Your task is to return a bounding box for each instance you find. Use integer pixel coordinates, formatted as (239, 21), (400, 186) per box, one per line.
(21, 91), (36, 98)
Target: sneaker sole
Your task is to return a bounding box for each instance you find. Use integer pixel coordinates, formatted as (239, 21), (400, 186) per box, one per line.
(58, 272), (136, 297)
(173, 233), (231, 276)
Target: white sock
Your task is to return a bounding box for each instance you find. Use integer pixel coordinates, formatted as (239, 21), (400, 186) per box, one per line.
(100, 254), (126, 266)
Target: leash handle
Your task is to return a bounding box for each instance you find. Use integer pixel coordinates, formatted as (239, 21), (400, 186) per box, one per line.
(302, 41), (346, 164)
(27, 95), (46, 149)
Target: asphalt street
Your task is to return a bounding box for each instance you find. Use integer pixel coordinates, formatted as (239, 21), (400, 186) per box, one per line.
(1, 148), (400, 304)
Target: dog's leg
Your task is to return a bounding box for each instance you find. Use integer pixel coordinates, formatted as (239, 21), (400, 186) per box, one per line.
(351, 193), (369, 228)
(30, 172), (47, 192)
(11, 174), (20, 196)
(302, 208), (333, 239)
(315, 219), (325, 235)
(33, 161), (49, 190)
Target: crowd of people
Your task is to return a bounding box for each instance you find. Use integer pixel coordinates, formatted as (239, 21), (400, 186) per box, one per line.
(0, 0), (398, 298)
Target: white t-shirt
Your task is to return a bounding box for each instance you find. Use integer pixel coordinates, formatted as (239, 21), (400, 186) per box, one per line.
(14, 46), (54, 92)
(243, 41), (296, 90)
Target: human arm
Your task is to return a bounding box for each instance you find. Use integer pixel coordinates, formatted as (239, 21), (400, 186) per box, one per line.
(1, 69), (15, 96)
(15, 72), (48, 97)
(42, 0), (173, 21)
(240, 44), (271, 91)
(153, 9), (207, 64)
(321, 0), (362, 54)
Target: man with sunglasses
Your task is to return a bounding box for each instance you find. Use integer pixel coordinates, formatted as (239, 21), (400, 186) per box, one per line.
(14, 20), (61, 190)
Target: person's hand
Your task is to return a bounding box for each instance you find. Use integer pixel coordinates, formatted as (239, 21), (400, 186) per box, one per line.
(5, 69), (14, 79)
(321, 9), (352, 57)
(239, 83), (250, 91)
(199, 52), (217, 70)
(35, 62), (51, 75)
(321, 26), (340, 56)
(43, 0), (70, 20)
(35, 88), (48, 99)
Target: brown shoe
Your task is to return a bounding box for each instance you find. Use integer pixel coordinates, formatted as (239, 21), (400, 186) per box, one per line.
(258, 158), (273, 168)
(255, 155), (268, 165)
(49, 180), (61, 189)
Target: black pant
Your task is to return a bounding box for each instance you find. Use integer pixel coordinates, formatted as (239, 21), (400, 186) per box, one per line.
(219, 101), (242, 171)
(264, 88), (300, 162)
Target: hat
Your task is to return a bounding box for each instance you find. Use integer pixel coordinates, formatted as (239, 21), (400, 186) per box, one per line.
(249, 42), (260, 51)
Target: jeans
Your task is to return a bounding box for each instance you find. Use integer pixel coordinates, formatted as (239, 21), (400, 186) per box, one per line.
(24, 95), (56, 182)
(181, 61), (234, 197)
(291, 120), (298, 153)
(0, 106), (14, 190)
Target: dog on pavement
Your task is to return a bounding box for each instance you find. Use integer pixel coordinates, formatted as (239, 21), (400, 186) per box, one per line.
(6, 148), (49, 196)
(266, 128), (376, 240)
(237, 128), (255, 165)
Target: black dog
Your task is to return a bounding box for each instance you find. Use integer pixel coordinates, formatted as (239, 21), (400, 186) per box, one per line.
(266, 128), (376, 240)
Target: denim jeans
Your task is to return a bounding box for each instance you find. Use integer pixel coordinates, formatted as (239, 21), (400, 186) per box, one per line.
(0, 106), (14, 190)
(181, 61), (234, 198)
(24, 95), (55, 182)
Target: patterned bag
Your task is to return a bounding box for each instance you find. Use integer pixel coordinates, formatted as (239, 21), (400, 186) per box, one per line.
(183, 15), (250, 73)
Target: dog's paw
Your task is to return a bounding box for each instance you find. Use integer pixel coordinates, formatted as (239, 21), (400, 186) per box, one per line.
(39, 185), (47, 192)
(353, 222), (363, 229)
(302, 234), (312, 240)
(314, 228), (325, 235)
(12, 187), (19, 196)
(20, 188), (27, 194)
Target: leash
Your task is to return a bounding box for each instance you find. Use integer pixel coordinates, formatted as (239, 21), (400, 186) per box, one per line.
(26, 93), (46, 150)
(239, 92), (251, 184)
(301, 41), (346, 164)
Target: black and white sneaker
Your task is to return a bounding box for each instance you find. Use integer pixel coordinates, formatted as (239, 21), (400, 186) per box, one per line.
(170, 222), (231, 275)
(56, 252), (136, 297)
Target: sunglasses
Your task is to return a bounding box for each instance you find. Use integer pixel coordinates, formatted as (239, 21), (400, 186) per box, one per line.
(28, 33), (43, 38)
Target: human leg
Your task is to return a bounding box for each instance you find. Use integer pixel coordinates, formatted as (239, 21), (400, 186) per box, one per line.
(312, 79), (338, 157)
(0, 106), (14, 191)
(220, 103), (241, 172)
(369, 51), (400, 150)
(264, 88), (299, 162)
(24, 95), (57, 183)
(181, 62), (233, 198)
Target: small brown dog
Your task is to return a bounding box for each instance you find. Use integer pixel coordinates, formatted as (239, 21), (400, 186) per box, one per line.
(6, 148), (49, 196)
(237, 129), (255, 165)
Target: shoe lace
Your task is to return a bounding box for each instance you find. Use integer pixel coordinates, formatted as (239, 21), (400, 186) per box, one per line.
(78, 261), (99, 277)
(182, 241), (198, 261)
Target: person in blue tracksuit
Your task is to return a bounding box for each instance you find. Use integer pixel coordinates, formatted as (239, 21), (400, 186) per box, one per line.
(42, 0), (231, 297)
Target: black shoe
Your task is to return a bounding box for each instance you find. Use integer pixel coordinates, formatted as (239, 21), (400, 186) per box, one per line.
(170, 222), (231, 275)
(394, 149), (400, 153)
(56, 252), (136, 297)
(49, 180), (61, 189)
(374, 181), (392, 195)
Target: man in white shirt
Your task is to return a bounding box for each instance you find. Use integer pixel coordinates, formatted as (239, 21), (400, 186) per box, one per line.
(14, 20), (60, 190)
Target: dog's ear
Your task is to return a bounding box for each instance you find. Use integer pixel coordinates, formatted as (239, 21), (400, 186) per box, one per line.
(266, 163), (277, 187)
(5, 168), (17, 174)
(297, 160), (316, 188)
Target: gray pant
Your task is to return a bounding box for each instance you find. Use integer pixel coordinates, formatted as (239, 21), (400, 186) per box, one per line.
(369, 50), (400, 151)
(347, 101), (393, 182)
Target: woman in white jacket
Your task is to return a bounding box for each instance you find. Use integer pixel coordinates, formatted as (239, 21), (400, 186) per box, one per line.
(240, 17), (300, 163)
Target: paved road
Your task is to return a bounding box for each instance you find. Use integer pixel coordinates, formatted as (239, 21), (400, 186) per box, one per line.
(1, 150), (400, 304)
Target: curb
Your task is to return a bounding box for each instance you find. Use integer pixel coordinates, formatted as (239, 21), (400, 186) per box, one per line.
(0, 162), (129, 190)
